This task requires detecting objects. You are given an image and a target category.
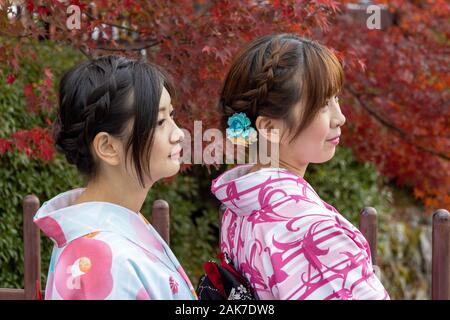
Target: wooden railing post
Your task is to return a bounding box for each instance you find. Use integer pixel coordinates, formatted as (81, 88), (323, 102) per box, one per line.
(432, 209), (450, 300)
(22, 194), (41, 300)
(359, 207), (378, 265)
(152, 200), (170, 245)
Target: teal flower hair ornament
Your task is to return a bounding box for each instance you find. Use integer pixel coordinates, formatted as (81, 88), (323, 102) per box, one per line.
(226, 112), (258, 146)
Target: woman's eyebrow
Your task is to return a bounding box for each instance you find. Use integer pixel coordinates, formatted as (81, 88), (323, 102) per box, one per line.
(158, 104), (174, 112)
(159, 105), (174, 112)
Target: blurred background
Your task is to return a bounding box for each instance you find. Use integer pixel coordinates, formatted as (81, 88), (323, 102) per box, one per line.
(0, 0), (448, 299)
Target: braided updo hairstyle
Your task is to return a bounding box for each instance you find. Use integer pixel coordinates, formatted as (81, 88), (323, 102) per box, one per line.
(54, 55), (174, 188)
(219, 33), (343, 143)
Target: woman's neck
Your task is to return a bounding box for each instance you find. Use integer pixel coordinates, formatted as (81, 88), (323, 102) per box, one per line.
(73, 176), (151, 213)
(249, 159), (308, 178)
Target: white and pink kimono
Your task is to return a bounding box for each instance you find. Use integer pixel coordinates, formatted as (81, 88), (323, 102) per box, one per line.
(34, 188), (197, 300)
(212, 165), (390, 300)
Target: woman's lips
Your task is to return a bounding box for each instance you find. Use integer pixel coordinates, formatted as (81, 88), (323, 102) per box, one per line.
(169, 147), (182, 158)
(327, 136), (340, 145)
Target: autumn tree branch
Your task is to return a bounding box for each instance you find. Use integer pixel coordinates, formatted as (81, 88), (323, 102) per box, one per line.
(346, 85), (450, 161)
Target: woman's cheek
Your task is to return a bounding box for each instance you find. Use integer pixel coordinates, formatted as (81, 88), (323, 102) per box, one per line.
(149, 133), (165, 167)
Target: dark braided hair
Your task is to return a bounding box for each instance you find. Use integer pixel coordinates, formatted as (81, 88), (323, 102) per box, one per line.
(219, 33), (344, 143)
(54, 55), (174, 187)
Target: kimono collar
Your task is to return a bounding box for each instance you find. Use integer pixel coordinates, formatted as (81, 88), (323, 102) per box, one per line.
(211, 164), (324, 216)
(33, 188), (179, 271)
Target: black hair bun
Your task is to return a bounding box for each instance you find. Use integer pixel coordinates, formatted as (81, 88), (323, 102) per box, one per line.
(53, 116), (93, 174)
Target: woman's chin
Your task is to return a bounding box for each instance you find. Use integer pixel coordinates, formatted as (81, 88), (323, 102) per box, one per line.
(165, 160), (181, 176)
(325, 149), (336, 162)
(311, 151), (336, 164)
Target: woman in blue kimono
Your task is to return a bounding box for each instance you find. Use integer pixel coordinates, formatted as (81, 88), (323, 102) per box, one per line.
(34, 55), (197, 300)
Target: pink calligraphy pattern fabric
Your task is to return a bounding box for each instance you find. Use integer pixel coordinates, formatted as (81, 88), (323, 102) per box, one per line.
(212, 165), (390, 300)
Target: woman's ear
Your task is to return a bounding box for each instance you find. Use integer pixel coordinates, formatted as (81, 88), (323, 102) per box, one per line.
(91, 132), (121, 166)
(255, 116), (282, 144)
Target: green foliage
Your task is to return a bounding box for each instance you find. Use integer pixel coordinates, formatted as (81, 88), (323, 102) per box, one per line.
(0, 40), (86, 288)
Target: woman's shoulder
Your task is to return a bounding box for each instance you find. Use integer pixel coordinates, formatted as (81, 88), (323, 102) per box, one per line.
(86, 231), (170, 267)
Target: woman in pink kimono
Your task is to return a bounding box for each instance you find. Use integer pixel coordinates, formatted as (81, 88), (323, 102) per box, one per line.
(34, 55), (196, 300)
(212, 34), (390, 300)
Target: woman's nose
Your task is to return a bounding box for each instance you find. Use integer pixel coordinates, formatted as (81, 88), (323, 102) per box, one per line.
(333, 104), (346, 128)
(336, 112), (346, 128)
(171, 125), (185, 143)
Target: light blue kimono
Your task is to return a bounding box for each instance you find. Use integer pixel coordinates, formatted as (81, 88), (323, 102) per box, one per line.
(34, 188), (197, 300)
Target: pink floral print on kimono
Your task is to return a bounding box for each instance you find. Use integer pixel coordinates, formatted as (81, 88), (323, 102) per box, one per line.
(34, 188), (197, 300)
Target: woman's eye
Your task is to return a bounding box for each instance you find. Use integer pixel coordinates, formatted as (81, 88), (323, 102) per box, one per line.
(323, 96), (339, 109)
(158, 110), (174, 126)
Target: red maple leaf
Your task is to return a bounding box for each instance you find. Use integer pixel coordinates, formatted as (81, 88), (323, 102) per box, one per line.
(6, 74), (16, 85)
